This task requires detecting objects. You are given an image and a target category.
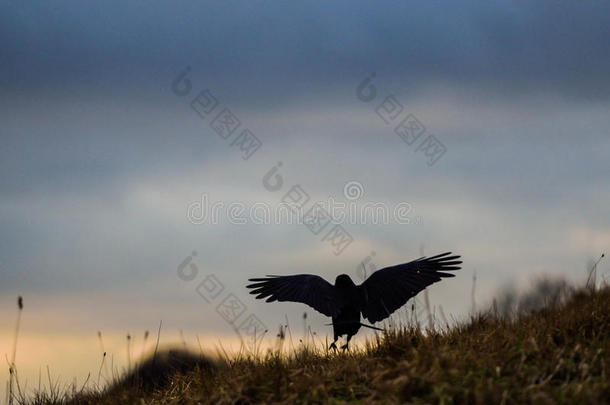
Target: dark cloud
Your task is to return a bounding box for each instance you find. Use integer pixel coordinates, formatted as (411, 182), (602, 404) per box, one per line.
(1, 1), (609, 330)
(1, 1), (609, 100)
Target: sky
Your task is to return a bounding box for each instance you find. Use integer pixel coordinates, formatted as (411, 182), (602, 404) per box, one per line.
(1, 0), (609, 393)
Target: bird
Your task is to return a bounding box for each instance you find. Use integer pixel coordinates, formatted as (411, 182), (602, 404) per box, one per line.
(246, 251), (462, 351)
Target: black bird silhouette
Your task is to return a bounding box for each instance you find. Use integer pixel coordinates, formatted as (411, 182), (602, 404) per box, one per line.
(247, 252), (462, 351)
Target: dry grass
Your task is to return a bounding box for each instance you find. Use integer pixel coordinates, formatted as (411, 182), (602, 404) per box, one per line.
(20, 284), (610, 404)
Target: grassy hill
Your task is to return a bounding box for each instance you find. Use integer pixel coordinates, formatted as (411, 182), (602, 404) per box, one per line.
(25, 286), (610, 404)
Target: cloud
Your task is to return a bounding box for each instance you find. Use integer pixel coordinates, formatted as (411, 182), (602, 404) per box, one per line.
(1, 1), (609, 100)
(1, 4), (609, 384)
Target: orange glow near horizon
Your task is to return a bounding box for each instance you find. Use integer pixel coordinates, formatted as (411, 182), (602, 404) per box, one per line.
(1, 328), (369, 399)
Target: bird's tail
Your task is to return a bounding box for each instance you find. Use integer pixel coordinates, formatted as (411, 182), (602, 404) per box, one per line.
(359, 323), (384, 331)
(325, 322), (385, 332)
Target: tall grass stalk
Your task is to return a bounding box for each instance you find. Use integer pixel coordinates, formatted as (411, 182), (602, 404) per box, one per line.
(586, 253), (605, 290)
(140, 330), (150, 363)
(471, 271), (477, 314)
(152, 320), (162, 366)
(126, 334), (132, 371)
(8, 296), (23, 405)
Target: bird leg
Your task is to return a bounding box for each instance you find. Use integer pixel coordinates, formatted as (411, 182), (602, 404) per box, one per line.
(328, 336), (339, 352)
(341, 335), (352, 351)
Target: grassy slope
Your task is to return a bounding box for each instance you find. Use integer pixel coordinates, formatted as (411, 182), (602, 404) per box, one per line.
(50, 287), (610, 404)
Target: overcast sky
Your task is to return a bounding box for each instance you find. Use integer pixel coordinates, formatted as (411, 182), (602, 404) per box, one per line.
(1, 0), (609, 386)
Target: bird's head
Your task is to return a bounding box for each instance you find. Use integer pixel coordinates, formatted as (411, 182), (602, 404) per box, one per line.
(334, 274), (355, 288)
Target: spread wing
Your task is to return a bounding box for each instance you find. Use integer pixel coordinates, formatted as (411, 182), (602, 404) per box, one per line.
(247, 274), (339, 317)
(359, 252), (462, 323)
